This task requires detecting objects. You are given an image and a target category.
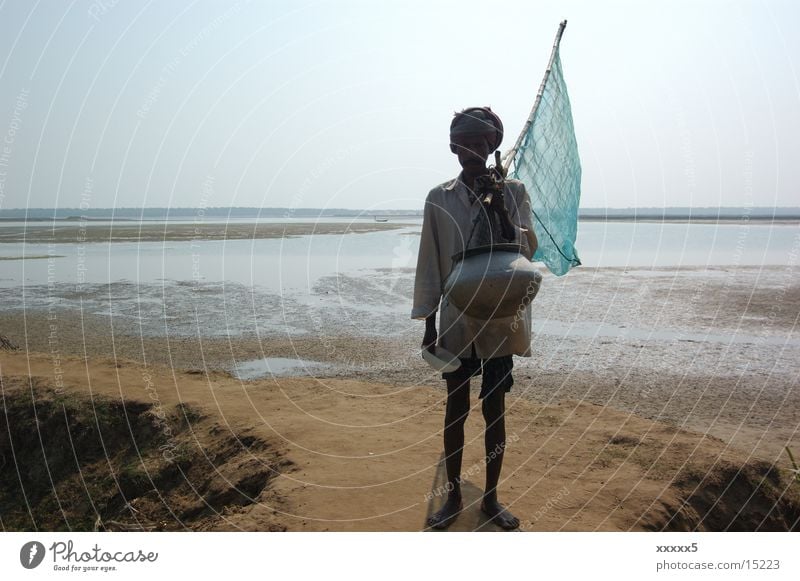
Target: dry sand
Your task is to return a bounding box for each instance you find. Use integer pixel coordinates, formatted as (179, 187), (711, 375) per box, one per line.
(1, 350), (798, 532)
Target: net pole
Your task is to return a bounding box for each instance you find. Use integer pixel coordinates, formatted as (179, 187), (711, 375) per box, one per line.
(501, 19), (568, 174)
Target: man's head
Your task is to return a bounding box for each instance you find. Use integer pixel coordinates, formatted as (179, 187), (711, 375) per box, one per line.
(449, 107), (504, 174)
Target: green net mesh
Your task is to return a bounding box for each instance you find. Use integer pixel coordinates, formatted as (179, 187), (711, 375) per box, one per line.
(508, 48), (582, 276)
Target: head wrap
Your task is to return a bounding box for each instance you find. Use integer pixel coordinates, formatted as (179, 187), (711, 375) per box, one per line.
(449, 106), (504, 151)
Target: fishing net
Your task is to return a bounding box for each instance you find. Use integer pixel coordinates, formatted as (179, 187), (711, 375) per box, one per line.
(507, 41), (582, 276)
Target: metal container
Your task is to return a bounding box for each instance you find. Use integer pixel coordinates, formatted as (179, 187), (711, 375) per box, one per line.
(443, 243), (542, 320)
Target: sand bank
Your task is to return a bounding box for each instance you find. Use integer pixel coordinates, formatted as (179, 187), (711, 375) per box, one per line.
(0, 221), (409, 244)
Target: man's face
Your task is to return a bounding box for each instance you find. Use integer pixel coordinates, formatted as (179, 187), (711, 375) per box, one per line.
(451, 135), (491, 173)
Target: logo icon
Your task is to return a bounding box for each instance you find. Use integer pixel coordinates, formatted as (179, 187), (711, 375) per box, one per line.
(19, 541), (46, 569)
(385, 234), (415, 296)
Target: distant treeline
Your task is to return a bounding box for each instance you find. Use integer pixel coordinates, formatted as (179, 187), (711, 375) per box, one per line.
(1, 206), (799, 221)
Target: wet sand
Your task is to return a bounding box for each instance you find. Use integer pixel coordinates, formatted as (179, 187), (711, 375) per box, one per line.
(0, 255), (60, 260)
(0, 221), (409, 244)
(3, 265), (799, 464)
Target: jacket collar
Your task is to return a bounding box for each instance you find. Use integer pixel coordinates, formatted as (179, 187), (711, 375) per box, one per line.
(445, 172), (481, 205)
(443, 175), (460, 191)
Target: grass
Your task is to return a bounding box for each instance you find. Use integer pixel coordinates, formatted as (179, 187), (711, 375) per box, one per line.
(785, 447), (800, 485)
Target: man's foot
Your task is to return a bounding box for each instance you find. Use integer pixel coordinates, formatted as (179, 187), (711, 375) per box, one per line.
(426, 496), (463, 530)
(480, 497), (520, 530)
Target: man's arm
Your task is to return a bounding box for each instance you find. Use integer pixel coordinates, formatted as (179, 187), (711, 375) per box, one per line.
(507, 182), (538, 260)
(411, 192), (443, 319)
(422, 313), (437, 354)
(492, 198), (518, 242)
(412, 192), (442, 352)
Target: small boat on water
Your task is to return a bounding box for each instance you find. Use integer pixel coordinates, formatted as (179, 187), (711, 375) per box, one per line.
(374, 216), (388, 222)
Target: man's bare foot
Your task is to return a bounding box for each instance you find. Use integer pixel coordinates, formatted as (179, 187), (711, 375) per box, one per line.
(480, 497), (520, 530)
(426, 495), (463, 530)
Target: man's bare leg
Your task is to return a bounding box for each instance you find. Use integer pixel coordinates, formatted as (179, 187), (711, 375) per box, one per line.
(481, 388), (520, 530)
(427, 376), (470, 529)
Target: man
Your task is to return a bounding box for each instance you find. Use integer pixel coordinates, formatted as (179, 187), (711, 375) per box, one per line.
(412, 107), (538, 530)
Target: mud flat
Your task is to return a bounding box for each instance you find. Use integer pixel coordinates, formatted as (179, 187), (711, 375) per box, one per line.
(3, 265), (798, 464)
(0, 221), (408, 244)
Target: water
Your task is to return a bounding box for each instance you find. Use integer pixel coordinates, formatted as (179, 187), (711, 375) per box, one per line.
(575, 221), (799, 268)
(2, 220), (797, 289)
(0, 223), (422, 290)
(231, 357), (334, 380)
(2, 219), (797, 353)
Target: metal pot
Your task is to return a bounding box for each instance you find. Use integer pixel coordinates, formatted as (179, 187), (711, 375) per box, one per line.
(443, 243), (542, 320)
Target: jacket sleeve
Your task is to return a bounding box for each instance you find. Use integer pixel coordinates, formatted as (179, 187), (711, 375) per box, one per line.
(411, 192), (443, 319)
(509, 182), (538, 261)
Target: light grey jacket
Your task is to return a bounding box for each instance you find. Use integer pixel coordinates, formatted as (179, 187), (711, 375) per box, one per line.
(411, 173), (537, 359)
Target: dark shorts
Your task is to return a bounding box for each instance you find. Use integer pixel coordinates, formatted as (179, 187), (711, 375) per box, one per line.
(441, 342), (514, 399)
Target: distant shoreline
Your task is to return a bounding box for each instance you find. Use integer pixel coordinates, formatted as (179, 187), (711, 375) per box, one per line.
(2, 216), (798, 224)
(2, 206), (799, 223)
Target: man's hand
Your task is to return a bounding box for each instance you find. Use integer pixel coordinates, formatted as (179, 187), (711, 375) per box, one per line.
(487, 191), (516, 242)
(487, 190), (507, 214)
(422, 326), (437, 354)
(423, 313), (437, 354)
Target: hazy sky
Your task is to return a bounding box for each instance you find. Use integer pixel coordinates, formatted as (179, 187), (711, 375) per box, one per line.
(0, 0), (798, 211)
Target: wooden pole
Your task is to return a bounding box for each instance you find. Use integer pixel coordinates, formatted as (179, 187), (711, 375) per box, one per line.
(501, 20), (568, 173)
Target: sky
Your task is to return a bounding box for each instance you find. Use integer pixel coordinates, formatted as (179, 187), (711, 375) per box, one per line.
(0, 0), (798, 211)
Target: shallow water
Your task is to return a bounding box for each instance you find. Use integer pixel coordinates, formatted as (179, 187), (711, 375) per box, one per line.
(231, 357), (334, 380)
(0, 224), (422, 290)
(575, 221), (799, 268)
(2, 221), (798, 356)
(2, 220), (797, 290)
